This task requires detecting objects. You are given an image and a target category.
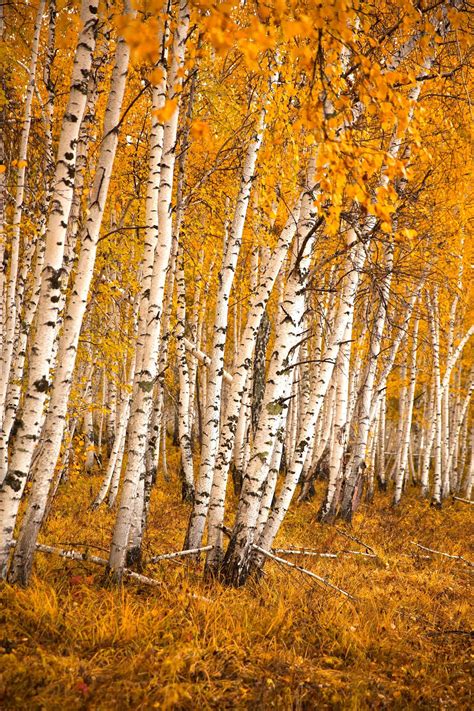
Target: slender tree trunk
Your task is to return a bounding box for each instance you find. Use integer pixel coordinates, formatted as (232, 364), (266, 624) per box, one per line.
(428, 292), (443, 507)
(0, 0), (99, 578)
(10, 15), (132, 584)
(463, 425), (474, 500)
(319, 316), (353, 521)
(108, 0), (190, 579)
(376, 390), (387, 490)
(256, 237), (365, 559)
(185, 103), (267, 551)
(0, 0), (45, 426)
(205, 200), (301, 566)
(220, 166), (318, 585)
(393, 319), (419, 506)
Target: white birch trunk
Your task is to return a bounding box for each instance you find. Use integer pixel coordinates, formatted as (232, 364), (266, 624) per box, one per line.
(393, 319), (419, 505)
(463, 426), (474, 500)
(175, 242), (195, 500)
(220, 168), (318, 585)
(108, 0), (190, 578)
(185, 105), (267, 551)
(0, 0), (45, 426)
(445, 373), (474, 492)
(376, 389), (387, 490)
(0, 0), (99, 578)
(319, 315), (353, 521)
(205, 200), (302, 565)
(255, 415), (287, 539)
(9, 21), (132, 584)
(429, 292), (443, 506)
(256, 236), (365, 557)
(420, 379), (436, 498)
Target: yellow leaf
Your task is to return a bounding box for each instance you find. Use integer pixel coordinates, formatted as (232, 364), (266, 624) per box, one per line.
(0, 165), (6, 173)
(153, 99), (178, 123)
(190, 120), (210, 140)
(149, 67), (164, 85)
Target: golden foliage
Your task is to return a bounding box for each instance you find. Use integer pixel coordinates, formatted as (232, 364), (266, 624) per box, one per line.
(1, 467), (472, 709)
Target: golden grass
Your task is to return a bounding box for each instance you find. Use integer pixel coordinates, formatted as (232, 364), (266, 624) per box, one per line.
(1, 463), (473, 710)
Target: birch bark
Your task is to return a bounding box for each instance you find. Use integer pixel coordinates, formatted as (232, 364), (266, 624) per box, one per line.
(393, 319), (419, 505)
(205, 200), (302, 566)
(185, 105), (267, 551)
(256, 236), (366, 556)
(0, 0), (99, 577)
(108, 0), (190, 578)
(0, 0), (45, 426)
(220, 166), (318, 585)
(10, 17), (132, 584)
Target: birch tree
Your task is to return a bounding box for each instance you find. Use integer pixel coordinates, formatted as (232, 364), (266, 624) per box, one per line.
(0, 0), (100, 577)
(9, 4), (133, 585)
(108, 0), (190, 578)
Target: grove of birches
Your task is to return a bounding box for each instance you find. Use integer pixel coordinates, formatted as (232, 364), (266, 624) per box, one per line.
(0, 0), (473, 601)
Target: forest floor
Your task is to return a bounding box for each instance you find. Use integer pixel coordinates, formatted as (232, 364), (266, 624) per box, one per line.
(1, 455), (472, 710)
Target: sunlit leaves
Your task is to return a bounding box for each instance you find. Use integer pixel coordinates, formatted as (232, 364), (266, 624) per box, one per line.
(153, 99), (178, 122)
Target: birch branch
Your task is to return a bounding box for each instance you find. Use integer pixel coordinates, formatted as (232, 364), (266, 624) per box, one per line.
(252, 545), (357, 600)
(149, 545), (213, 563)
(335, 528), (378, 557)
(411, 542), (473, 567)
(341, 549), (377, 558)
(453, 496), (473, 505)
(272, 547), (376, 559)
(273, 548), (339, 558)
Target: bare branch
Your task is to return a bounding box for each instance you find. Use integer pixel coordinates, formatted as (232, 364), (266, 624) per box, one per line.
(411, 542), (473, 567)
(252, 545), (357, 600)
(149, 545), (213, 563)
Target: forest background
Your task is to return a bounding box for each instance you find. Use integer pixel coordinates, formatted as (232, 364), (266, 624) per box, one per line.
(0, 0), (472, 707)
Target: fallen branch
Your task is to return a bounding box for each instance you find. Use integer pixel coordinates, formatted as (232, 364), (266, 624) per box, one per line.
(57, 540), (110, 553)
(252, 545), (356, 601)
(427, 629), (474, 637)
(273, 547), (374, 559)
(34, 543), (163, 586)
(12, 542), (212, 601)
(341, 549), (377, 558)
(453, 496), (473, 505)
(34, 543), (108, 566)
(411, 542), (473, 567)
(335, 528), (377, 557)
(149, 545), (213, 563)
(273, 548), (338, 558)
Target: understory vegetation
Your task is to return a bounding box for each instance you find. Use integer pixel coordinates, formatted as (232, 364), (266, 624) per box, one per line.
(1, 460), (472, 710)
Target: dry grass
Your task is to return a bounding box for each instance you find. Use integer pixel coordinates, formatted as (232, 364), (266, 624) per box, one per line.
(1, 463), (473, 710)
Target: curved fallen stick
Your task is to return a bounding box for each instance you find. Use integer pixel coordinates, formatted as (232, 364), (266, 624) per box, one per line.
(253, 545), (357, 600)
(273, 548), (339, 558)
(411, 542), (473, 568)
(149, 545), (213, 563)
(334, 527), (378, 557)
(272, 547), (376, 559)
(453, 496), (473, 505)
